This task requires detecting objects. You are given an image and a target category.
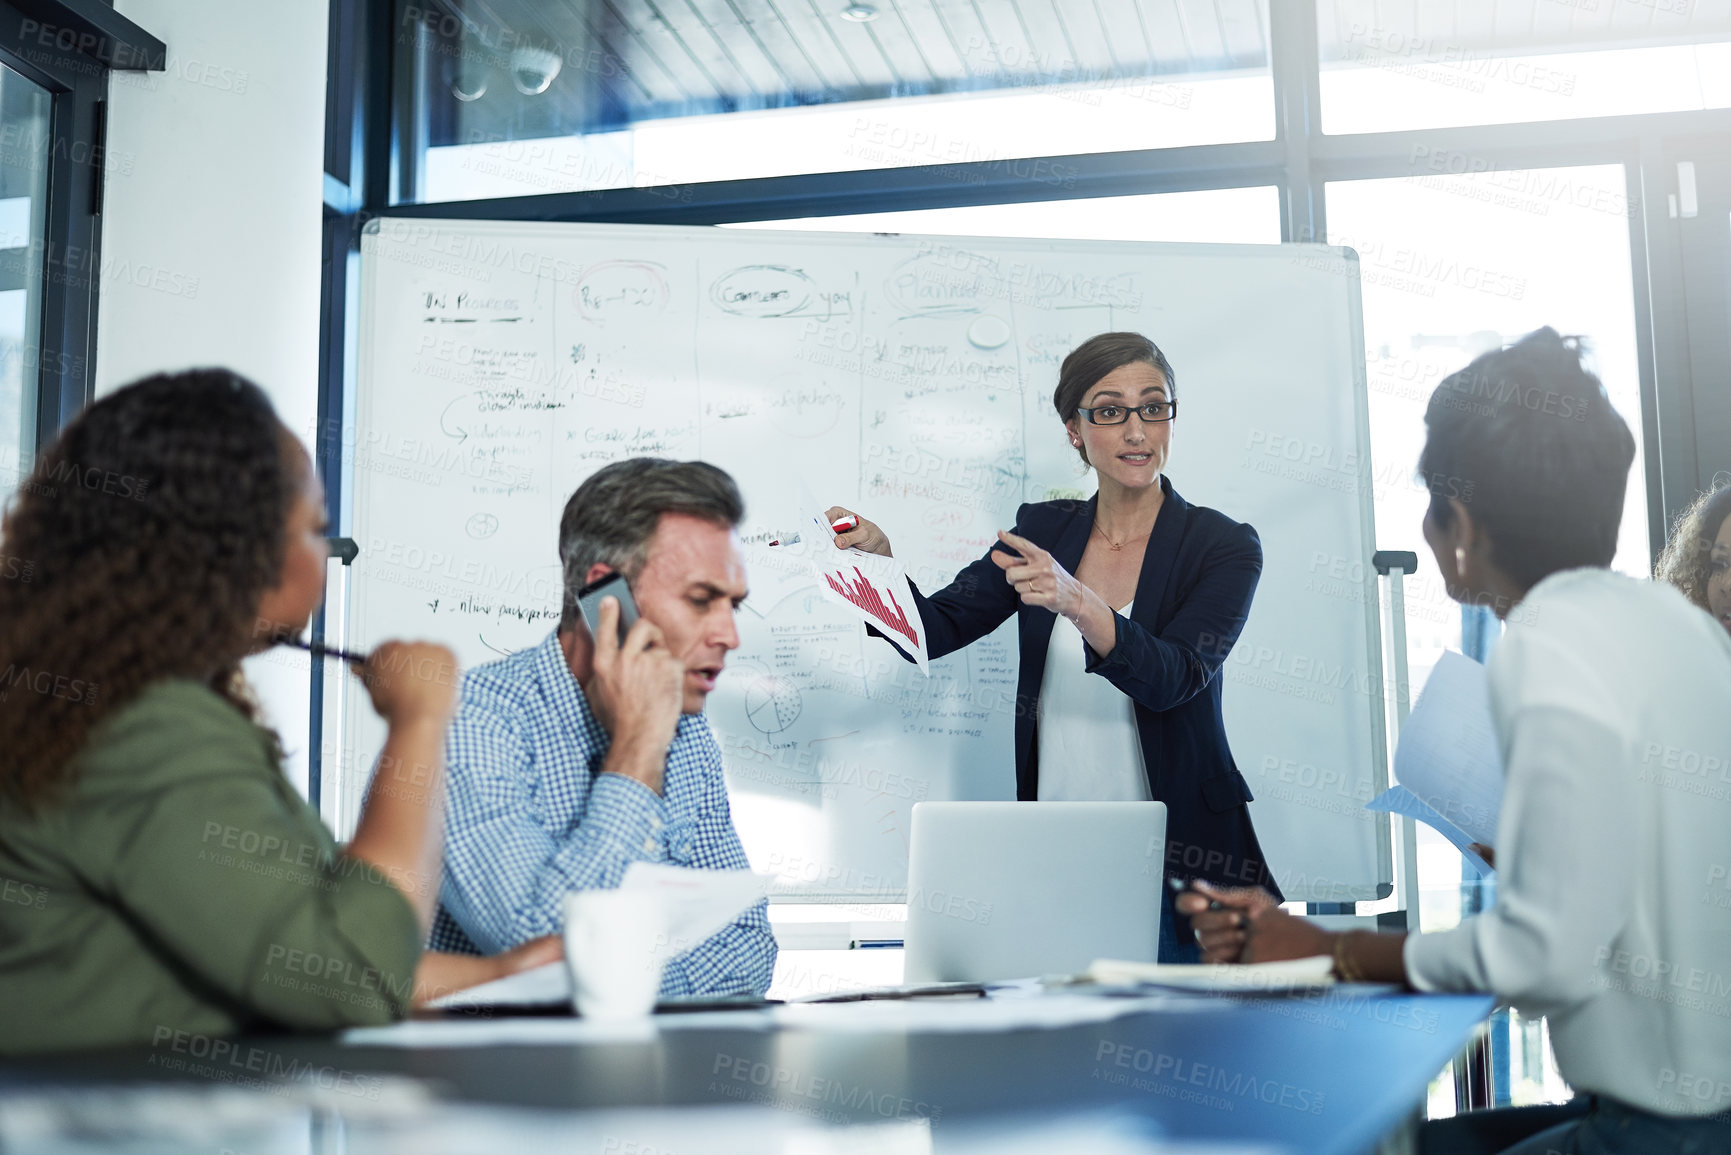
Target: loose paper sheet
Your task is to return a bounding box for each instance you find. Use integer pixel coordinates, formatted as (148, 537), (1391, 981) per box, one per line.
(344, 1017), (663, 1047)
(628, 861), (773, 965)
(1366, 785), (1495, 875)
(799, 482), (930, 674)
(1375, 650), (1504, 855)
(766, 990), (1216, 1034)
(427, 864), (771, 1012)
(427, 960), (569, 1010)
(1085, 956), (1336, 993)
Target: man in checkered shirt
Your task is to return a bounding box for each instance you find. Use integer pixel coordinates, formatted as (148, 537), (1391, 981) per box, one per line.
(430, 458), (776, 997)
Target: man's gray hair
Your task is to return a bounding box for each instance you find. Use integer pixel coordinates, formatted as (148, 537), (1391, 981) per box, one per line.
(558, 458), (745, 629)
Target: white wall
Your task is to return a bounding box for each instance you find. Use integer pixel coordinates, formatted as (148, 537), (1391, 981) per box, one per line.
(97, 0), (330, 794)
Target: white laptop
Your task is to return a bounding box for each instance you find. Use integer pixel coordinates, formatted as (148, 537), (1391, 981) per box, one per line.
(902, 801), (1167, 984)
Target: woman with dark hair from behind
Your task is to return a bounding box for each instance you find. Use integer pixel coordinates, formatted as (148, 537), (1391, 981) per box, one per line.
(1654, 481), (1731, 636)
(0, 369), (557, 1055)
(1179, 329), (1731, 1152)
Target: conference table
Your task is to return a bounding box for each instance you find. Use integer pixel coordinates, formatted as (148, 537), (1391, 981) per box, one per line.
(2, 986), (1492, 1154)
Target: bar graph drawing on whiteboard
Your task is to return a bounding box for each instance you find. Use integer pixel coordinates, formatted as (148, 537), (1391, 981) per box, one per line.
(799, 484), (930, 674)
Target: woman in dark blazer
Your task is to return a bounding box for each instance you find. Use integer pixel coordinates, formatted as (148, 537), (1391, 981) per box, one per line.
(831, 332), (1279, 962)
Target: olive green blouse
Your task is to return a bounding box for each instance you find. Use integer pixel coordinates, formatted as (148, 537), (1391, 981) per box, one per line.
(0, 680), (420, 1054)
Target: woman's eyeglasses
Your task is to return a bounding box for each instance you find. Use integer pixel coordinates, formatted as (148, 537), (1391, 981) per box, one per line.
(1076, 400), (1177, 425)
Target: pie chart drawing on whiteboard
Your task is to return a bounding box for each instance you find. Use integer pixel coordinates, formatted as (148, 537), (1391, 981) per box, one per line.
(744, 675), (803, 734)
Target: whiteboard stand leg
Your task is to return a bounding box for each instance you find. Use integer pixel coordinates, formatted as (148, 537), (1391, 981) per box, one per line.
(319, 537), (359, 840)
(1374, 551), (1419, 934)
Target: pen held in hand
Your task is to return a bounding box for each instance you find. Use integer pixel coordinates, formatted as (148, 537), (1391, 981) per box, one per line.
(1168, 875), (1227, 912)
(279, 634), (370, 665)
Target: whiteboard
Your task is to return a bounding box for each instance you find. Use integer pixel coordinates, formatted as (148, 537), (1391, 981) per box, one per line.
(344, 217), (1391, 902)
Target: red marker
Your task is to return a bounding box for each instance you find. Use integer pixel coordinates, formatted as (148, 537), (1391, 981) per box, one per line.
(831, 514), (860, 534)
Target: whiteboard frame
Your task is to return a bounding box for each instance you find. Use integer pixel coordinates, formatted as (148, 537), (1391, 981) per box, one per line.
(343, 217), (1397, 904)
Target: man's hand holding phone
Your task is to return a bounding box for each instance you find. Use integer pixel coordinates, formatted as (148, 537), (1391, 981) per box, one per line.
(586, 594), (682, 796)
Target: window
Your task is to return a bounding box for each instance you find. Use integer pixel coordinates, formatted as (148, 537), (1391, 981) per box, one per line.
(0, 61), (48, 502)
(730, 185), (1281, 243)
(1326, 164), (1649, 701)
(0, 5), (161, 496)
(1318, 0), (1731, 134)
(398, 0), (1275, 203)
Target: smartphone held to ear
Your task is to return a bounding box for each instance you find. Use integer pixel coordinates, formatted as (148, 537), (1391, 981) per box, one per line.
(576, 573), (641, 644)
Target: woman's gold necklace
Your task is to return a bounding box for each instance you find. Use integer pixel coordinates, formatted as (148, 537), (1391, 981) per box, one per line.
(1092, 521), (1152, 552)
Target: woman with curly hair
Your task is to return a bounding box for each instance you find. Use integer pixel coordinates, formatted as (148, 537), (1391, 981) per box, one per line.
(0, 369), (555, 1054)
(1654, 482), (1731, 635)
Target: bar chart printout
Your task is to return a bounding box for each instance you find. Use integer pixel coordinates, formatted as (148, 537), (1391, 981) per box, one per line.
(800, 489), (931, 674)
(826, 566), (917, 647)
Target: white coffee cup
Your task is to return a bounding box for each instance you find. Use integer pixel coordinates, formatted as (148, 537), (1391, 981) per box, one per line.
(563, 889), (666, 1020)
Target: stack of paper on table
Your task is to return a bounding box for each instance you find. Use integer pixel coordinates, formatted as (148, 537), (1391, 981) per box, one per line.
(1086, 956), (1336, 993)
(429, 960), (570, 1010)
(1366, 650), (1502, 874)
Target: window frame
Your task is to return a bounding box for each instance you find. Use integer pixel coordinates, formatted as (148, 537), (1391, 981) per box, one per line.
(0, 0), (163, 455)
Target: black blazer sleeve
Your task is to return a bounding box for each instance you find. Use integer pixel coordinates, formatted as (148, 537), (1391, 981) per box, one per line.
(870, 504), (1030, 662)
(1081, 520), (1262, 712)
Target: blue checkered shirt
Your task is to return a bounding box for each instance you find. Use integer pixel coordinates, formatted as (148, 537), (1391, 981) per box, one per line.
(429, 630), (777, 997)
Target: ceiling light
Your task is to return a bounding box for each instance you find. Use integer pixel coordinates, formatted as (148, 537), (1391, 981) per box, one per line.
(509, 45), (562, 96)
(840, 4), (879, 21)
